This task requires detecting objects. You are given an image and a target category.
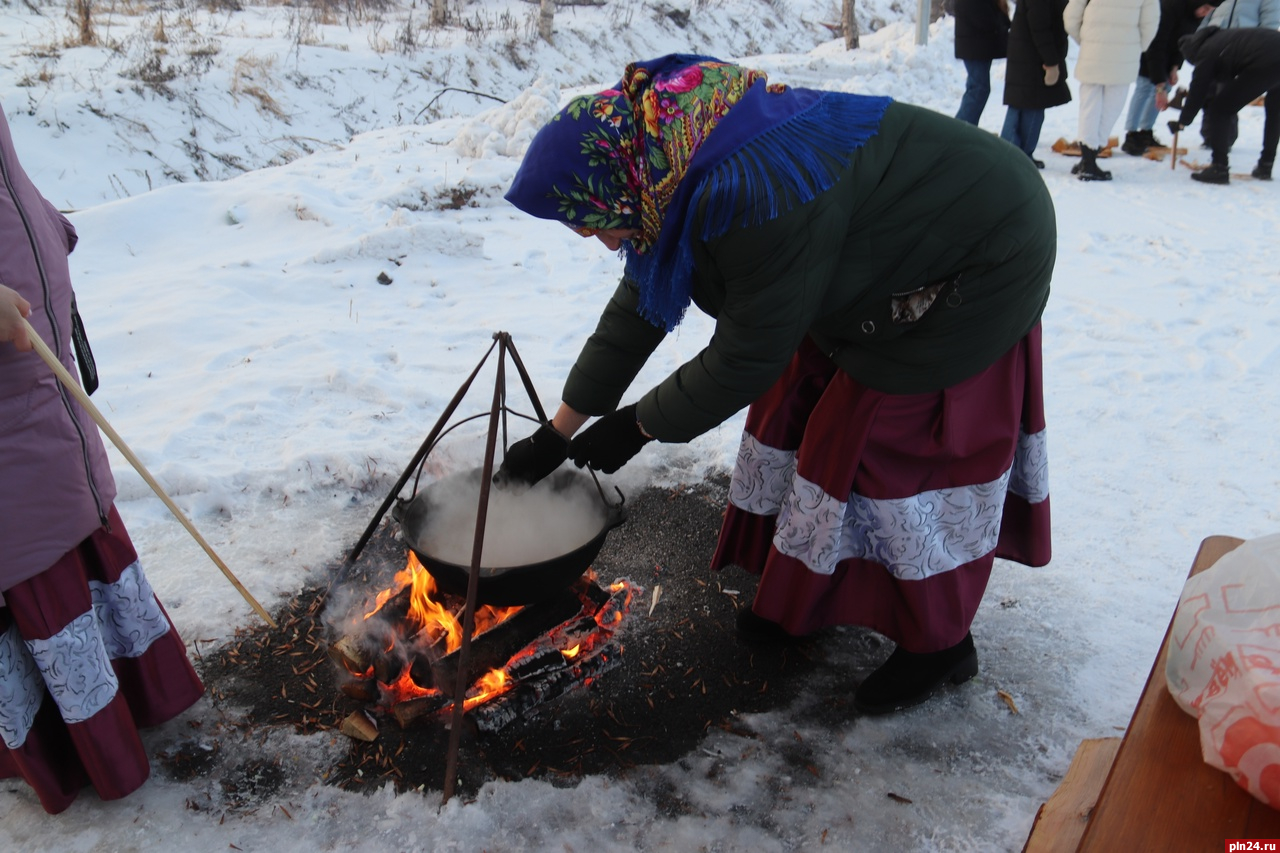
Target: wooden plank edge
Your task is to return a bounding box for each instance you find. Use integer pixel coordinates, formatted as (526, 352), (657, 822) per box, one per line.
(1023, 737), (1122, 853)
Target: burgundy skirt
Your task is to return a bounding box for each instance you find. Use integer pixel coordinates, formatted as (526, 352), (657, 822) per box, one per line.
(711, 327), (1051, 653)
(0, 505), (204, 814)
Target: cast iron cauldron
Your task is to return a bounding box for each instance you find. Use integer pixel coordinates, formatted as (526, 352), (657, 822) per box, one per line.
(393, 467), (626, 606)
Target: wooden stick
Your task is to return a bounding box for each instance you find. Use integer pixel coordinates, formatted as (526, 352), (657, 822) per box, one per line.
(20, 317), (277, 628)
(1171, 127), (1178, 171)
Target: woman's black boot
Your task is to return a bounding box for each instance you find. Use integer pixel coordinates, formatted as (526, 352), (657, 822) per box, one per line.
(854, 633), (979, 715)
(735, 607), (804, 645)
(1253, 159), (1274, 180)
(1076, 145), (1113, 181)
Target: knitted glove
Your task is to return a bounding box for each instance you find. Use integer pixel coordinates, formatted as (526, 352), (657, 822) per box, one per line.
(568, 404), (653, 474)
(494, 423), (569, 486)
(1168, 120), (1184, 135)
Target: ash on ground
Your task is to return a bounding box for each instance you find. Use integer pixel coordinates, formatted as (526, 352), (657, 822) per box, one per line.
(187, 475), (892, 804)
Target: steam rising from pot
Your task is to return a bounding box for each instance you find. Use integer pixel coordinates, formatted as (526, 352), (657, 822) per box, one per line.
(416, 469), (606, 573)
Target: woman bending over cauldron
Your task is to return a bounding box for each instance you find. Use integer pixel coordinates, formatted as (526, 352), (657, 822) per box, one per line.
(497, 54), (1053, 715)
(0, 109), (204, 813)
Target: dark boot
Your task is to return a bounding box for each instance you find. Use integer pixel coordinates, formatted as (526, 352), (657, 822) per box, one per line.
(1077, 145), (1113, 181)
(735, 607), (806, 645)
(854, 633), (979, 715)
(1120, 130), (1147, 156)
(1146, 129), (1167, 149)
(1192, 161), (1230, 184)
(1254, 159), (1274, 180)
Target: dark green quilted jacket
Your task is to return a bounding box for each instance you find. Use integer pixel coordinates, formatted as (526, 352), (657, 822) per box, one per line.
(563, 102), (1055, 443)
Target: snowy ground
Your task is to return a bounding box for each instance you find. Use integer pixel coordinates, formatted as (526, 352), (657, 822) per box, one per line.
(2, 0), (1279, 849)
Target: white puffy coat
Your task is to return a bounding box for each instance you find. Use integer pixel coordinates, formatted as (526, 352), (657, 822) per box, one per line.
(1064, 0), (1161, 84)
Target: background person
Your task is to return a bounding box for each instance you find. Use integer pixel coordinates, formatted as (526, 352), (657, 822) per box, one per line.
(498, 54), (1054, 715)
(954, 0), (1012, 125)
(1193, 0), (1279, 149)
(1170, 25), (1280, 181)
(1001, 0), (1073, 165)
(0, 108), (204, 814)
(1120, 0), (1222, 156)
(1064, 0), (1162, 180)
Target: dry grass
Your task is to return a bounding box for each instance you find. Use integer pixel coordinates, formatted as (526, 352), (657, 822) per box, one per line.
(231, 53), (289, 120)
(72, 0), (97, 46)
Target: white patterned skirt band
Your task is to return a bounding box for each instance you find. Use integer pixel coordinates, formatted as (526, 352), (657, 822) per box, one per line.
(0, 561), (171, 750)
(727, 427), (1049, 580)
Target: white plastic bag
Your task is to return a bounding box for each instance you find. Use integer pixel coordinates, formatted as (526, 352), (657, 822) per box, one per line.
(1166, 532), (1280, 809)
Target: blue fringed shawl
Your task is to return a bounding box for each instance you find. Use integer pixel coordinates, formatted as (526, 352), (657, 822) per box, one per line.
(625, 84), (892, 331)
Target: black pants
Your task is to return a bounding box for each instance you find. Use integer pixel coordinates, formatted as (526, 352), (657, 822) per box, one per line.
(1204, 61), (1280, 166)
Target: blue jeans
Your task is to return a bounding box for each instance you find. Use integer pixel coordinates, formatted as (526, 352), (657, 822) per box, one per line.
(1001, 107), (1045, 158)
(956, 59), (993, 126)
(1125, 76), (1159, 133)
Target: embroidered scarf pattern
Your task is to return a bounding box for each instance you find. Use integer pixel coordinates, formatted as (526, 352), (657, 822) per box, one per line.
(620, 58), (771, 255)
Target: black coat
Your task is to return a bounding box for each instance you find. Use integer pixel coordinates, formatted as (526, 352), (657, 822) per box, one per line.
(1177, 26), (1280, 124)
(954, 0), (1011, 60)
(1003, 0), (1072, 109)
(1139, 0), (1223, 85)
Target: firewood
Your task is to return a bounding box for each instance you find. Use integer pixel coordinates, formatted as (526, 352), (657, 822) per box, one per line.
(472, 641), (623, 732)
(391, 693), (450, 728)
(339, 678), (378, 702)
(417, 587), (586, 692)
(372, 654), (403, 686)
(328, 634), (370, 673)
(339, 710), (379, 742)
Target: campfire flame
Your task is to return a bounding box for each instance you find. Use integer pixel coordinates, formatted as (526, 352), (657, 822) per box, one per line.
(337, 553), (638, 731)
(363, 552), (519, 654)
(463, 669), (510, 711)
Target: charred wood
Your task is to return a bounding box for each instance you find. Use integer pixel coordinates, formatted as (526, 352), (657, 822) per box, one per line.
(340, 678), (378, 702)
(472, 640), (623, 733)
(391, 692), (451, 728)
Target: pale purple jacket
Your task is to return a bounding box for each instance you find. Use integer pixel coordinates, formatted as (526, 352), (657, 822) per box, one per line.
(0, 108), (116, 601)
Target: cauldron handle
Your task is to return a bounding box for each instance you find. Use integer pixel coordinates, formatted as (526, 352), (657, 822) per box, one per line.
(585, 465), (625, 509)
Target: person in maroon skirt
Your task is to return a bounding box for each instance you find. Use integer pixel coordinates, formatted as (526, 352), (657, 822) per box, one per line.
(0, 111), (204, 813)
(497, 54), (1053, 714)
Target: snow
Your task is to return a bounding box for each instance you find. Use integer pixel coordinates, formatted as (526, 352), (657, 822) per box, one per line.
(2, 0), (1278, 849)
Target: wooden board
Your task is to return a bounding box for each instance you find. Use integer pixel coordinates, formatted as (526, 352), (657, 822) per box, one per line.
(1051, 137), (1118, 158)
(1075, 536), (1280, 850)
(1140, 146), (1189, 162)
(1023, 738), (1121, 853)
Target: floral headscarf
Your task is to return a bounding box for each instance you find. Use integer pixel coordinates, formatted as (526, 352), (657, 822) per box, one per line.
(507, 54), (892, 331)
(507, 55), (769, 254)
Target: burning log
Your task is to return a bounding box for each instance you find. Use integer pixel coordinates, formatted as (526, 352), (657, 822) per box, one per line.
(391, 693), (451, 728)
(331, 555), (638, 735)
(409, 586), (586, 692)
(328, 634), (370, 674)
(340, 678), (378, 703)
(472, 641), (624, 733)
(471, 581), (635, 732)
(372, 654), (402, 686)
(339, 710), (379, 742)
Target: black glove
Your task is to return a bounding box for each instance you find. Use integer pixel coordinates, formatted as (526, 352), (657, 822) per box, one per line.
(1168, 119), (1184, 135)
(494, 423), (569, 486)
(568, 404), (653, 474)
